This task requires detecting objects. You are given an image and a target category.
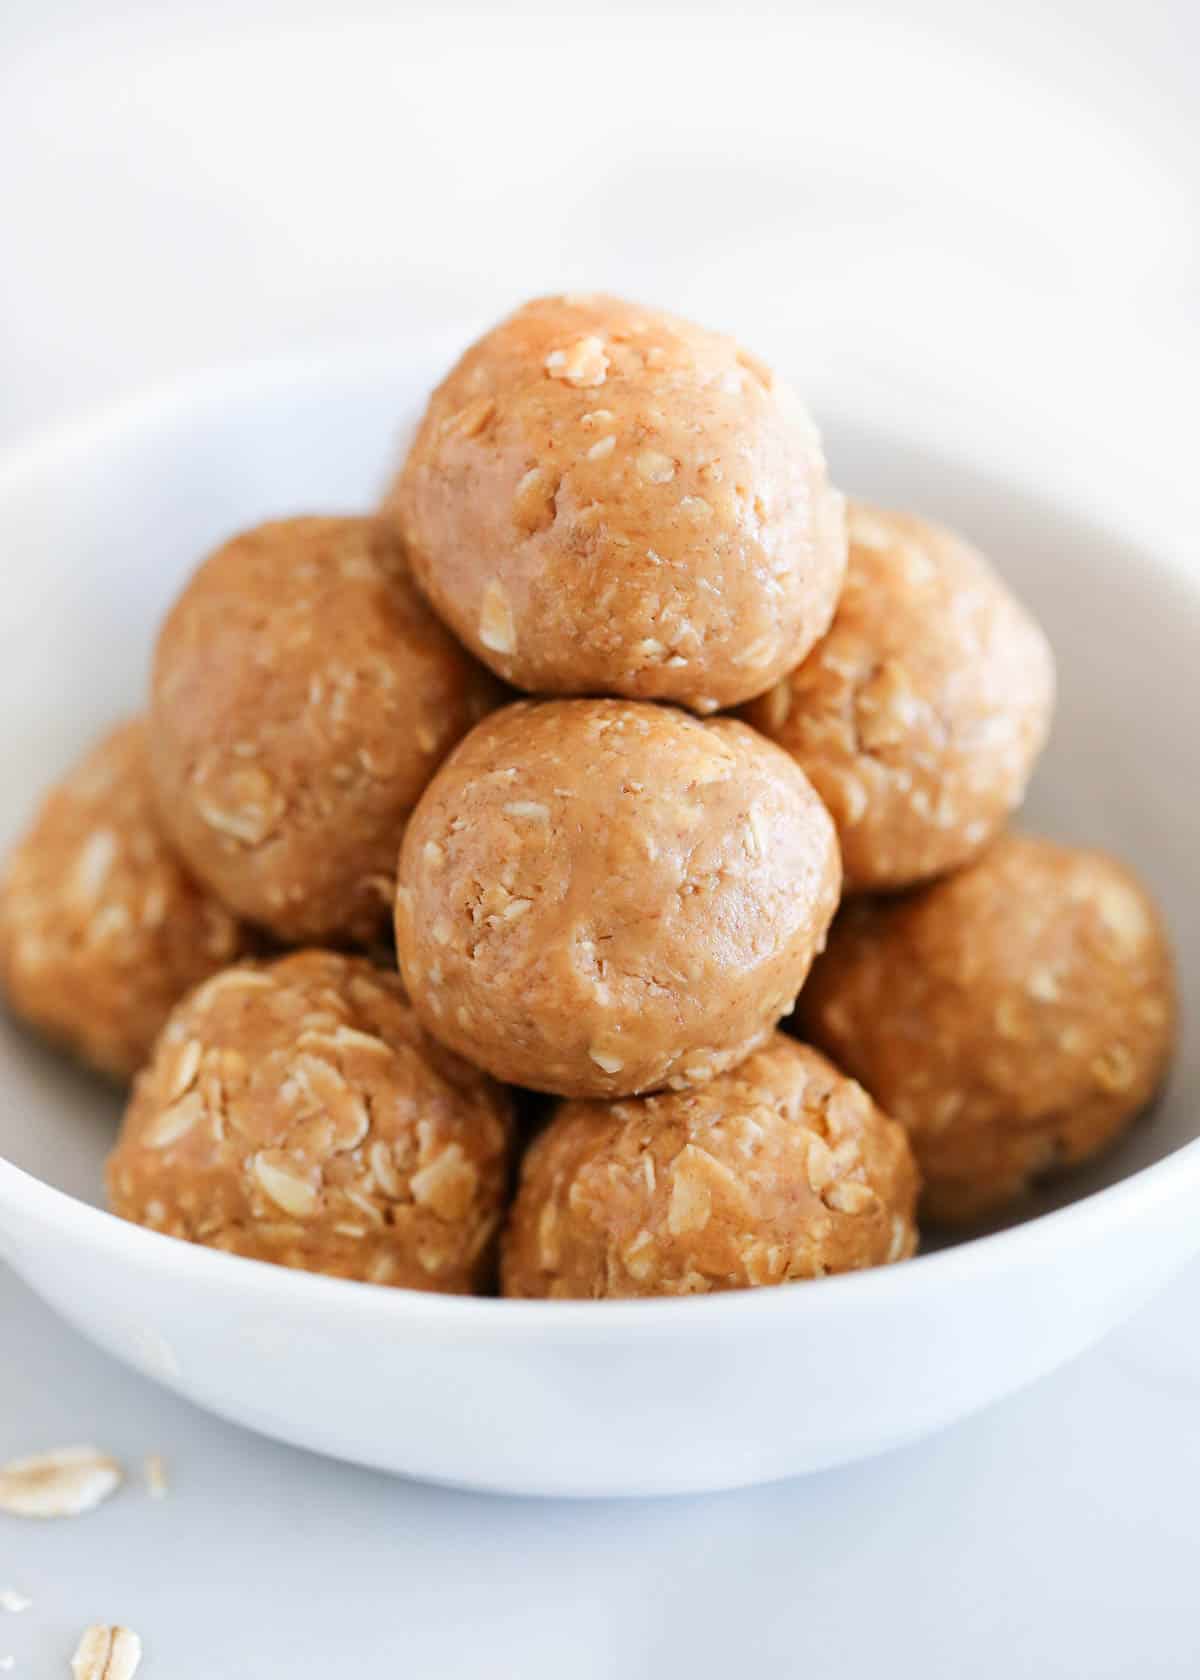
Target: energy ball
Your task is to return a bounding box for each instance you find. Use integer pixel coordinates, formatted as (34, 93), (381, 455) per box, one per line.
(107, 951), (514, 1292)
(149, 515), (503, 945)
(797, 834), (1176, 1225)
(386, 293), (846, 713)
(0, 719), (246, 1080)
(501, 1035), (918, 1299)
(395, 698), (842, 1098)
(741, 504), (1055, 892)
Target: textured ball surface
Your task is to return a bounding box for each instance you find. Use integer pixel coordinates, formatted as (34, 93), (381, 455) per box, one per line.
(0, 719), (247, 1080)
(797, 834), (1176, 1223)
(108, 951), (514, 1291)
(741, 504), (1055, 891)
(387, 293), (846, 713)
(501, 1036), (918, 1298)
(395, 699), (842, 1098)
(150, 515), (503, 943)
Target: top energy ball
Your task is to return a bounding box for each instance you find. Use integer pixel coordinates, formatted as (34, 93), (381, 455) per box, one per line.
(385, 294), (847, 713)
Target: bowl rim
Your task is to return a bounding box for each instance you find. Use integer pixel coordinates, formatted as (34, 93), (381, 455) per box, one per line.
(1, 342), (1196, 1341)
(3, 1128), (1198, 1338)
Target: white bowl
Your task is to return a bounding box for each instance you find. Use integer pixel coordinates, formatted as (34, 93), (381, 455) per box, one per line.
(0, 343), (1196, 1499)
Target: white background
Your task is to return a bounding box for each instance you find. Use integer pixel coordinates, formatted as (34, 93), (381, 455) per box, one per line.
(2, 0), (1197, 448)
(2, 2), (1198, 1674)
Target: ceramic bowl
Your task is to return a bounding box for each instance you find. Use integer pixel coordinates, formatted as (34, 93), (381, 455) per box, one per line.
(0, 343), (1195, 1497)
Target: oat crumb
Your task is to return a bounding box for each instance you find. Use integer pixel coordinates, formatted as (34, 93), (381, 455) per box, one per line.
(0, 1447), (123, 1520)
(143, 1454), (168, 1500)
(70, 1624), (142, 1680)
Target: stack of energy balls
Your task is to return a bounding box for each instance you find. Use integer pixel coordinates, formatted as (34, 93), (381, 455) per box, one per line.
(0, 294), (1177, 1300)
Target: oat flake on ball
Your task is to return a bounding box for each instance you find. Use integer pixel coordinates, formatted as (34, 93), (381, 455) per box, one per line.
(0, 719), (248, 1081)
(501, 1036), (918, 1299)
(741, 504), (1055, 892)
(107, 951), (514, 1291)
(798, 834), (1177, 1225)
(149, 516), (503, 945)
(394, 698), (842, 1099)
(385, 293), (847, 713)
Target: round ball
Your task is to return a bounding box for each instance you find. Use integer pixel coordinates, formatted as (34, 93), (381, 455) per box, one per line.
(501, 1035), (918, 1298)
(395, 699), (842, 1098)
(0, 719), (247, 1080)
(797, 834), (1176, 1224)
(150, 515), (503, 944)
(741, 504), (1055, 891)
(107, 951), (514, 1291)
(386, 293), (846, 713)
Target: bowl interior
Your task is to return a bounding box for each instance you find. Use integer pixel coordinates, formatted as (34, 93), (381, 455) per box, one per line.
(0, 355), (1196, 1242)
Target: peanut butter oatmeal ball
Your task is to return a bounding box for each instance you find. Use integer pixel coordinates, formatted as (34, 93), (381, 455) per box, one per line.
(395, 698), (842, 1099)
(741, 504), (1055, 892)
(149, 515), (503, 945)
(797, 834), (1176, 1225)
(107, 951), (514, 1291)
(0, 719), (247, 1080)
(501, 1036), (918, 1298)
(386, 293), (846, 713)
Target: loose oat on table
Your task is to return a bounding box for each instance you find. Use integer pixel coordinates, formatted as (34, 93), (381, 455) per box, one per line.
(501, 1034), (918, 1298)
(740, 503), (1055, 893)
(0, 1447), (122, 1519)
(107, 950), (514, 1291)
(70, 1625), (142, 1680)
(0, 720), (250, 1081)
(142, 1455), (167, 1500)
(797, 833), (1177, 1224)
(148, 515), (504, 944)
(384, 293), (846, 713)
(395, 699), (842, 1098)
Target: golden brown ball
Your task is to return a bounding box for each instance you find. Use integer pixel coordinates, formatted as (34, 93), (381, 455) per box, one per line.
(395, 699), (842, 1098)
(501, 1035), (918, 1298)
(107, 951), (514, 1291)
(149, 515), (503, 944)
(0, 719), (247, 1080)
(741, 504), (1055, 892)
(386, 293), (846, 713)
(797, 834), (1176, 1224)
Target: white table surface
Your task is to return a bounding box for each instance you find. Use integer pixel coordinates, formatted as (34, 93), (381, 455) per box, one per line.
(3, 2), (1198, 1673)
(3, 1257), (1200, 1678)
